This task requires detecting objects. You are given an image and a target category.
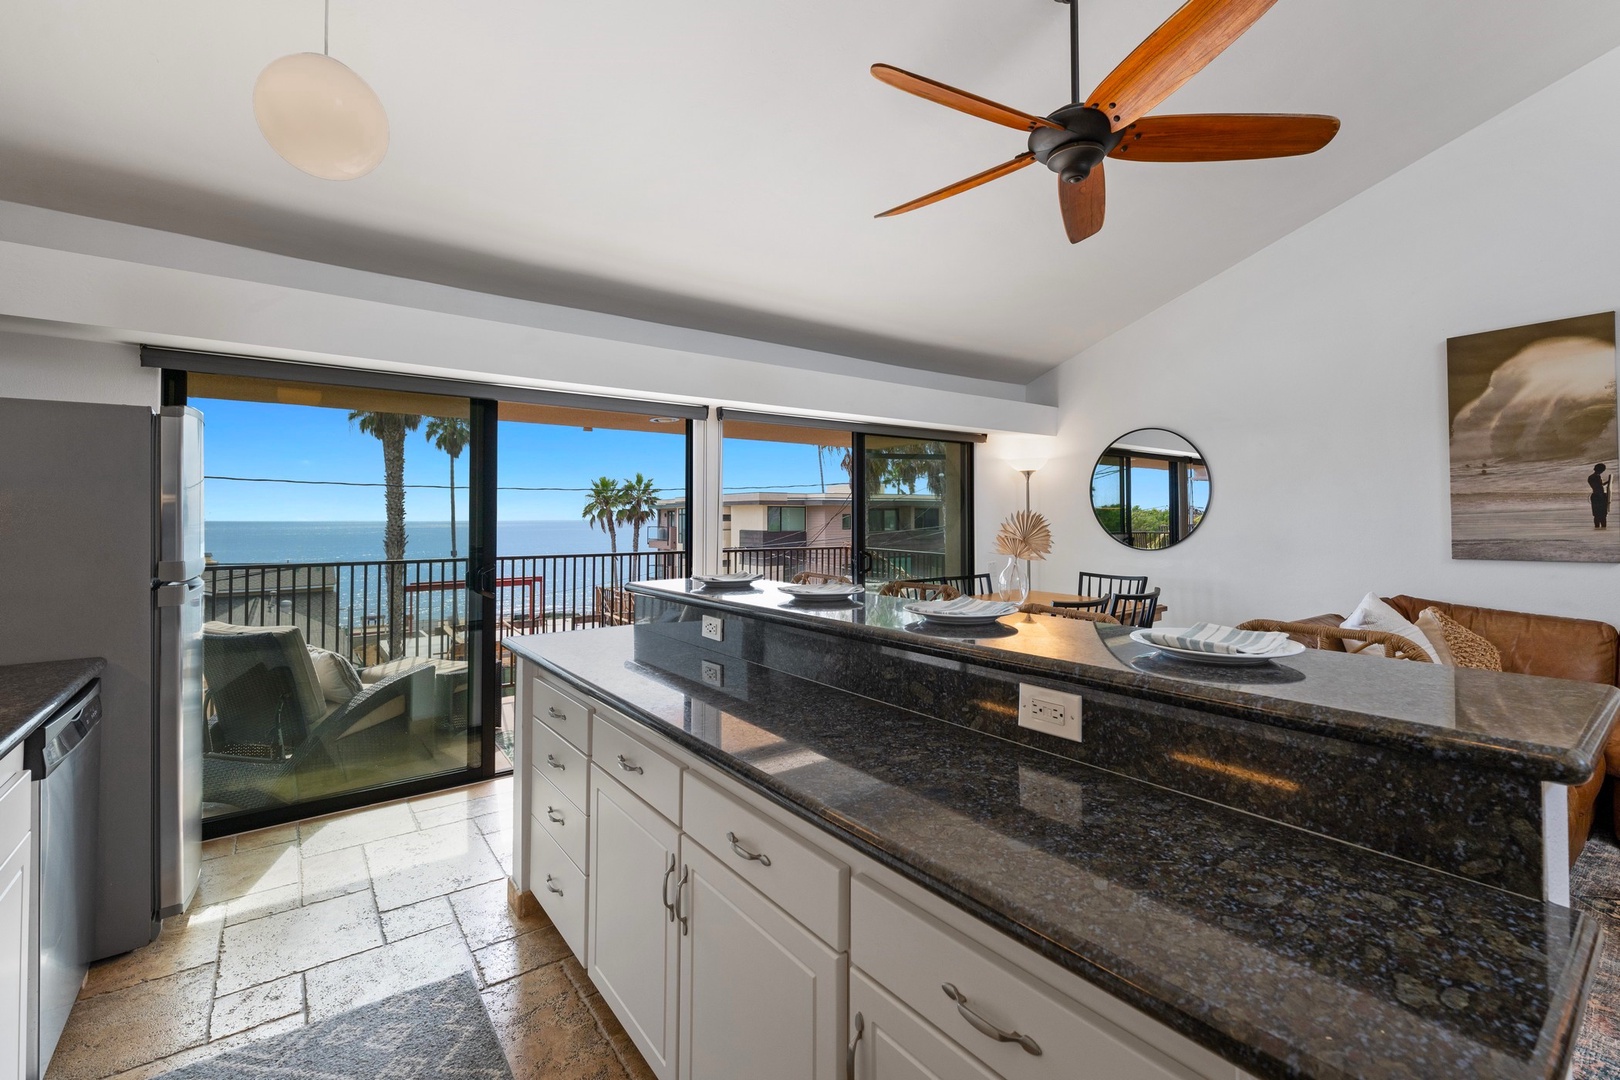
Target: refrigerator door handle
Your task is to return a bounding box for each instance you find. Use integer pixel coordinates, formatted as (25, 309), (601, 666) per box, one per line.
(153, 582), (201, 607)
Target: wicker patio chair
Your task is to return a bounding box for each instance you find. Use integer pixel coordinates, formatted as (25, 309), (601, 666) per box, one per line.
(914, 573), (995, 597)
(877, 580), (961, 601)
(790, 571), (852, 584)
(1019, 603), (1120, 625)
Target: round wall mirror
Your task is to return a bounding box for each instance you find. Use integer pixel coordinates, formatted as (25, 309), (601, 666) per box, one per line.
(1090, 429), (1210, 549)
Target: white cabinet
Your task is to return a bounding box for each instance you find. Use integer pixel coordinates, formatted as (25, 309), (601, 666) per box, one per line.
(0, 751), (32, 1080)
(677, 837), (845, 1080)
(849, 969), (1001, 1080)
(590, 766), (681, 1080)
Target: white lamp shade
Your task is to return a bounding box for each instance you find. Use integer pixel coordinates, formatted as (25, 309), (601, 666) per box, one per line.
(1008, 457), (1047, 474)
(253, 52), (388, 180)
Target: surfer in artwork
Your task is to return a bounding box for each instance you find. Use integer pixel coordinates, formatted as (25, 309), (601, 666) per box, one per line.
(1592, 463), (1612, 529)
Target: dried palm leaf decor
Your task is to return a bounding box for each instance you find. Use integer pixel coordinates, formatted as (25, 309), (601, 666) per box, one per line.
(995, 510), (1052, 562)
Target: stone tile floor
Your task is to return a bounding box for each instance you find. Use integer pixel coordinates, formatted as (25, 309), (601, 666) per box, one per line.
(46, 776), (654, 1080)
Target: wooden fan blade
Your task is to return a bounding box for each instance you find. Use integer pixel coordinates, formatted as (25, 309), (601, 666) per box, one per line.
(876, 153), (1037, 218)
(1110, 113), (1339, 161)
(872, 64), (1062, 133)
(1088, 0), (1280, 131)
(1059, 164), (1105, 244)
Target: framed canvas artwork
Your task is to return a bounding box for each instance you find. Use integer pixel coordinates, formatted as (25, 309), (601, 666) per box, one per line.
(1447, 311), (1618, 563)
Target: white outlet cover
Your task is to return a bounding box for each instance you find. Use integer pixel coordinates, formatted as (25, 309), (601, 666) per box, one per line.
(701, 659), (724, 687)
(701, 615), (724, 642)
(1017, 684), (1082, 743)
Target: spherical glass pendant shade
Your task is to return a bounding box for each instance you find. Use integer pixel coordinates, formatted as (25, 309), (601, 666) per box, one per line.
(253, 52), (388, 180)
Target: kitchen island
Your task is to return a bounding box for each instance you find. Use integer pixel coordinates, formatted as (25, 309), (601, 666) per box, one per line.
(503, 582), (1609, 1080)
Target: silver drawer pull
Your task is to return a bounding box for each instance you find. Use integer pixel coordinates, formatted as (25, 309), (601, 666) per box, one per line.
(941, 983), (1041, 1056)
(546, 754), (565, 770)
(675, 865), (691, 935)
(547, 706), (566, 720)
(546, 806), (565, 825)
(726, 831), (772, 867)
(846, 1012), (864, 1080)
(617, 754), (644, 775)
(545, 874), (564, 897)
(662, 853), (677, 922)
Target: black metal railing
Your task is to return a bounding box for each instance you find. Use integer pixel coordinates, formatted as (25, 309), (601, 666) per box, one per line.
(721, 544), (854, 581)
(204, 549), (688, 695)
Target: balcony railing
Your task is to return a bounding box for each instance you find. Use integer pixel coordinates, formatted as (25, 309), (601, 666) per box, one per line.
(719, 544), (946, 582)
(204, 549), (687, 696)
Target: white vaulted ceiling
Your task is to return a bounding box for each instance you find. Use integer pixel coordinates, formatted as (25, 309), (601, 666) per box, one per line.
(1, 0), (1618, 384)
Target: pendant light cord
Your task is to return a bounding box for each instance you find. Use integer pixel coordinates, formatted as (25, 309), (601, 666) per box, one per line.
(1069, 0), (1079, 104)
(323, 0), (329, 56)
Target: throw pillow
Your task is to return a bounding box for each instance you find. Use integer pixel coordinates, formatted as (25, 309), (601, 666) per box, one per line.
(308, 647), (363, 705)
(1418, 607), (1503, 671)
(1340, 593), (1440, 662)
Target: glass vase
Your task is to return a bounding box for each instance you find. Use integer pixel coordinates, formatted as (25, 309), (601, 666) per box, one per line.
(995, 556), (1029, 605)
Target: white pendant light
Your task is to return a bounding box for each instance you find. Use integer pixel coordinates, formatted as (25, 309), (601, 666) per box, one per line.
(253, 1), (388, 180)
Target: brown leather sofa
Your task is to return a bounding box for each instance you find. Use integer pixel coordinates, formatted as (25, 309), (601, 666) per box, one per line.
(1298, 595), (1620, 863)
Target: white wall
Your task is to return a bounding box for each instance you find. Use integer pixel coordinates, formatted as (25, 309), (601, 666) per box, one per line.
(1018, 44), (1620, 627)
(0, 329), (155, 407)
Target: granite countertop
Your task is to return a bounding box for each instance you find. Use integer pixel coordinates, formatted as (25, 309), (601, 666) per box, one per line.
(0, 658), (105, 761)
(506, 627), (1597, 1080)
(628, 579), (1620, 784)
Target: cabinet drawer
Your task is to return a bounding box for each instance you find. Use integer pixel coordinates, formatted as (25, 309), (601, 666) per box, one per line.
(852, 877), (1205, 1080)
(591, 714), (682, 824)
(0, 759), (29, 862)
(532, 769), (588, 874)
(682, 772), (847, 948)
(529, 820), (587, 964)
(533, 718), (589, 814)
(850, 967), (1000, 1080)
(533, 677), (592, 755)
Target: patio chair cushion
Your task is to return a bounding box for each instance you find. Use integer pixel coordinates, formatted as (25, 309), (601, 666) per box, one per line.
(203, 621), (329, 724)
(309, 647), (364, 705)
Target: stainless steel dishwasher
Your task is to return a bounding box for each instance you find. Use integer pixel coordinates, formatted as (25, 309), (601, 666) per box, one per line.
(24, 681), (101, 1079)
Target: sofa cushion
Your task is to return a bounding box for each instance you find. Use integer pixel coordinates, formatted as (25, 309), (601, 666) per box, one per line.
(308, 647), (364, 705)
(1416, 607), (1502, 671)
(1385, 595), (1619, 686)
(1341, 593), (1439, 662)
(203, 621), (328, 723)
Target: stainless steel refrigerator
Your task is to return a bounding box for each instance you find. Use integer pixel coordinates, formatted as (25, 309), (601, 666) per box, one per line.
(0, 398), (204, 958)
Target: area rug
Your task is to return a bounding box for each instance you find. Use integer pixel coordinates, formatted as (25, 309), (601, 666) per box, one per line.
(155, 974), (512, 1079)
(1572, 837), (1620, 1078)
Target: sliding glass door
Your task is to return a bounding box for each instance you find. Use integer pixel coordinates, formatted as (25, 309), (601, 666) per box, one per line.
(181, 372), (490, 833)
(858, 434), (972, 584)
(718, 420), (855, 581)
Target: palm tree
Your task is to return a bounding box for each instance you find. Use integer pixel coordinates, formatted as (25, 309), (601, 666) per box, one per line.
(583, 476), (625, 553)
(618, 474), (660, 555)
(424, 416), (470, 559)
(350, 409), (422, 658)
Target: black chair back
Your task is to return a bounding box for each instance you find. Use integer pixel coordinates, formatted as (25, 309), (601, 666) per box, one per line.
(1109, 588), (1161, 628)
(1054, 596), (1111, 613)
(1077, 572), (1148, 600)
(915, 573), (995, 597)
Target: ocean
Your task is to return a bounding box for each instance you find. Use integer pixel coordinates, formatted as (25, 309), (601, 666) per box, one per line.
(205, 519), (624, 564)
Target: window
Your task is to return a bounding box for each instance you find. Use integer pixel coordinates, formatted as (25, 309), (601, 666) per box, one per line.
(766, 506), (806, 532)
(841, 514), (852, 530)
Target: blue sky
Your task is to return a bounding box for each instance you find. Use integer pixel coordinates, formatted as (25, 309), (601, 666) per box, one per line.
(196, 398), (841, 521)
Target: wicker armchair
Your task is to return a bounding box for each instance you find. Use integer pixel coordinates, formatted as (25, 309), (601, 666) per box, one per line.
(877, 580), (961, 601)
(913, 573), (994, 597)
(1020, 603), (1120, 625)
(1236, 620), (1433, 662)
(790, 571), (852, 585)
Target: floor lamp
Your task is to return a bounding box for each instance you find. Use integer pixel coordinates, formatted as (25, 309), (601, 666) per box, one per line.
(1007, 458), (1046, 588)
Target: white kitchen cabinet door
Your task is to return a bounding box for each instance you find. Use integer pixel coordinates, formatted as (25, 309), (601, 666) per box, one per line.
(0, 829), (31, 1080)
(678, 837), (845, 1080)
(589, 767), (680, 1080)
(849, 968), (1000, 1080)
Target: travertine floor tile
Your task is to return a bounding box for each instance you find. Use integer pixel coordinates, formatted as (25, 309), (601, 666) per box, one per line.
(474, 805), (513, 836)
(215, 890), (382, 996)
(107, 1014), (306, 1080)
(410, 777), (506, 811)
(303, 923), (476, 1022)
(209, 882), (303, 927)
(297, 801), (417, 857)
(80, 909), (221, 999)
(209, 973), (304, 1040)
(46, 964), (214, 1080)
(480, 961), (627, 1080)
(367, 819), (504, 910)
(488, 827), (516, 878)
(449, 877), (550, 951)
(475, 925), (572, 986)
(299, 844), (371, 905)
(379, 895), (455, 942)
(413, 791), (504, 830)
(234, 822), (299, 852)
(199, 837), (233, 862)
(195, 841), (300, 905)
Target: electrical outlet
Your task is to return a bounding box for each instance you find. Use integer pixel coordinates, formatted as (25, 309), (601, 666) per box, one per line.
(701, 615), (724, 642)
(701, 660), (724, 687)
(1018, 684), (1082, 743)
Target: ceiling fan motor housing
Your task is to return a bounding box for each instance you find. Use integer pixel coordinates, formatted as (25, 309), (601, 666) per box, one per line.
(1030, 104), (1120, 183)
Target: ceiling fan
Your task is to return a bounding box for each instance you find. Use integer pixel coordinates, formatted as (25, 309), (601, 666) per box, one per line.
(871, 0), (1339, 243)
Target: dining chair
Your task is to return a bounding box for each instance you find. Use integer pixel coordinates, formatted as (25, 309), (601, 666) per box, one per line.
(1077, 572), (1148, 600)
(1019, 603), (1120, 625)
(1108, 588), (1161, 628)
(914, 573), (994, 597)
(1055, 596), (1112, 613)
(791, 571), (852, 584)
(877, 580), (961, 601)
